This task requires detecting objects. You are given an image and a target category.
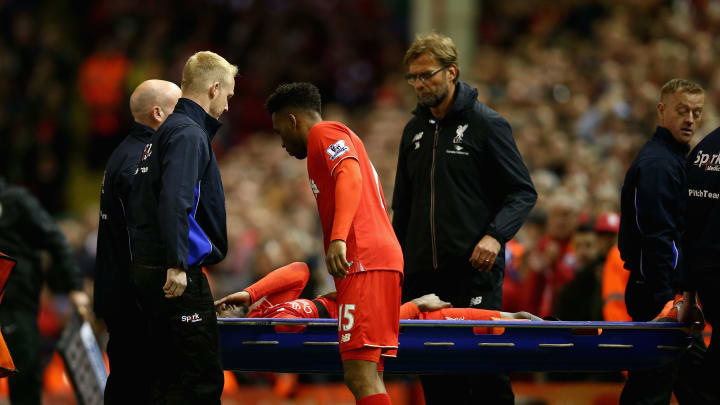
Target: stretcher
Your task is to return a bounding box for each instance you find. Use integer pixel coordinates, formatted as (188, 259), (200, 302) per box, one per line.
(218, 318), (691, 374)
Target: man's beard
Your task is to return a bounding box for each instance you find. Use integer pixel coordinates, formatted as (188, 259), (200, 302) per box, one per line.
(417, 84), (449, 108)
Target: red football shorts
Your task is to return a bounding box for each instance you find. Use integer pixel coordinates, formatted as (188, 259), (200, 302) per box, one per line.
(335, 270), (402, 368)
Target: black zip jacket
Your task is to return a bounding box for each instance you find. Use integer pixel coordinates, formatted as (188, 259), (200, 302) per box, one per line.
(94, 122), (153, 318)
(618, 126), (688, 306)
(683, 126), (720, 289)
(0, 178), (82, 312)
(128, 98), (228, 270)
(392, 81), (537, 274)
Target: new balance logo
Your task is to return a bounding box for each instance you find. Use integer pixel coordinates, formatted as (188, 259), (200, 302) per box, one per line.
(469, 296), (483, 306)
(310, 179), (319, 198)
(341, 333), (351, 343)
(413, 132), (423, 150)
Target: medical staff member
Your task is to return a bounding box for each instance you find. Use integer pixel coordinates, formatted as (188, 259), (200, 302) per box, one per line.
(127, 51), (236, 404)
(95, 79), (181, 404)
(618, 78), (709, 404)
(683, 126), (720, 402)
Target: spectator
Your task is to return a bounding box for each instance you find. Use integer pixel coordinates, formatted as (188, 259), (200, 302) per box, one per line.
(554, 222), (604, 321)
(522, 193), (581, 317)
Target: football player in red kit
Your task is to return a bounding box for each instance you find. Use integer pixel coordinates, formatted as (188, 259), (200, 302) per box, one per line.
(263, 82), (405, 405)
(215, 262), (542, 333)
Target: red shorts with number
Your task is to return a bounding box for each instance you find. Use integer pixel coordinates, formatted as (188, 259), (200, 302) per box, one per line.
(335, 270), (402, 370)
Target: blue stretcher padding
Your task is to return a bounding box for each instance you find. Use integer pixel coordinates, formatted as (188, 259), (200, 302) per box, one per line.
(218, 318), (691, 374)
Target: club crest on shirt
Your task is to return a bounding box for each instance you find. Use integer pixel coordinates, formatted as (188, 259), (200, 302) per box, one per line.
(326, 140), (349, 161)
(454, 124), (468, 144)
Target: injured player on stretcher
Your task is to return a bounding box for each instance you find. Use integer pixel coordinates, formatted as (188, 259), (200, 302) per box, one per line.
(214, 262), (543, 333)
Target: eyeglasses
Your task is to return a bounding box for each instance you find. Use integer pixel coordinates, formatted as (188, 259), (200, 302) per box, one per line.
(405, 66), (449, 85)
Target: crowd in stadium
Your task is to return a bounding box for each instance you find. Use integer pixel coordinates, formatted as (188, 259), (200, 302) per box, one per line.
(2, 0), (720, 401)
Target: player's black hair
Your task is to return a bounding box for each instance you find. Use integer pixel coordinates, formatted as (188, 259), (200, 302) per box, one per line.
(265, 82), (322, 115)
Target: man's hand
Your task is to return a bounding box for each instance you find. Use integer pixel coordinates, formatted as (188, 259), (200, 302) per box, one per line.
(214, 291), (251, 308)
(509, 311), (543, 322)
(411, 294), (452, 312)
(69, 290), (91, 321)
(469, 235), (501, 271)
(326, 240), (351, 278)
(163, 268), (187, 298)
(678, 291), (705, 334)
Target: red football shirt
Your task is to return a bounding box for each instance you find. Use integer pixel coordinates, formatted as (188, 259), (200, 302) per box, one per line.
(306, 121), (404, 275)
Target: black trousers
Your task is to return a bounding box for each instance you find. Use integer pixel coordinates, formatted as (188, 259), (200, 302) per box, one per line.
(697, 271), (720, 403)
(103, 277), (152, 404)
(621, 274), (713, 405)
(402, 261), (514, 405)
(0, 307), (42, 405)
(619, 335), (710, 405)
(131, 264), (224, 405)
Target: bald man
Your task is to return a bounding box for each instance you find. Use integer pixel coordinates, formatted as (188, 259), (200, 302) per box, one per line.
(94, 79), (181, 404)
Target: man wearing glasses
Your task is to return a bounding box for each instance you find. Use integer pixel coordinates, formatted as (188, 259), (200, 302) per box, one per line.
(391, 32), (536, 404)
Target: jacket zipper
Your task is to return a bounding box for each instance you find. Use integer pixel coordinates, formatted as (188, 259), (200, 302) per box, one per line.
(430, 122), (439, 269)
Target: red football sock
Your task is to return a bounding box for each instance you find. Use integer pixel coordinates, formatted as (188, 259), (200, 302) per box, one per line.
(357, 393), (391, 405)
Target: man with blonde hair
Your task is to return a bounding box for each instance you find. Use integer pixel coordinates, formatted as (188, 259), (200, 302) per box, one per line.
(393, 32), (536, 404)
(96, 79), (181, 404)
(618, 78), (710, 404)
(127, 52), (237, 404)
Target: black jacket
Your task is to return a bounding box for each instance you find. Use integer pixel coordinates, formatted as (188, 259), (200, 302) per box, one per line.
(128, 98), (228, 270)
(392, 81), (537, 274)
(683, 126), (720, 288)
(0, 178), (82, 312)
(618, 126), (688, 306)
(94, 122), (153, 318)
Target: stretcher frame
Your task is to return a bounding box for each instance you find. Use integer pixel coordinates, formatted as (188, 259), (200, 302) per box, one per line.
(219, 318), (691, 374)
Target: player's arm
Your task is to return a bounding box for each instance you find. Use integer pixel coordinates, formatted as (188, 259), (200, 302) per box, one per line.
(470, 116), (536, 272)
(400, 294), (452, 319)
(214, 262), (310, 308)
(326, 158), (362, 278)
(157, 127), (209, 298)
(634, 162), (683, 307)
(158, 127), (208, 271)
(391, 127), (413, 254)
(499, 311), (543, 321)
(19, 189), (88, 318)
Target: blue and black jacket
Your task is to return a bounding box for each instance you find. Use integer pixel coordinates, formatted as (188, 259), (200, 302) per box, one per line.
(618, 126), (688, 308)
(684, 126), (720, 289)
(94, 122), (153, 319)
(128, 98), (228, 270)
